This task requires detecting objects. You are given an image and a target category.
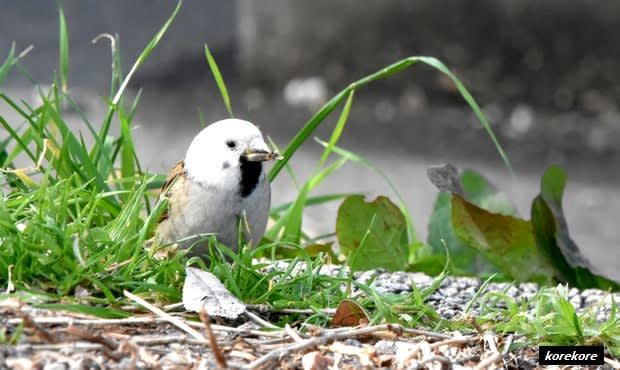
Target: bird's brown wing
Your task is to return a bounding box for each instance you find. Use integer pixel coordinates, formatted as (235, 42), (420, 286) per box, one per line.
(158, 160), (186, 223)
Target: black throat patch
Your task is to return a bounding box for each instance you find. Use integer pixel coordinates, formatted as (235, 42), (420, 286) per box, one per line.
(239, 157), (262, 198)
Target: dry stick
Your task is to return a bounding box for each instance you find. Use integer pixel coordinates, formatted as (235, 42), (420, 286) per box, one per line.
(7, 316), (162, 326)
(65, 326), (119, 351)
(402, 328), (455, 340)
(284, 324), (304, 343)
(13, 342), (105, 352)
(429, 335), (475, 349)
(124, 290), (208, 344)
(249, 336), (295, 346)
(110, 334), (209, 346)
(245, 310), (280, 330)
(119, 341), (161, 370)
(246, 304), (336, 315)
(502, 334), (514, 355)
(315, 324), (454, 341)
(246, 324), (416, 370)
(5, 265), (15, 293)
(208, 323), (285, 338)
(605, 357), (620, 368)
(199, 309), (228, 369)
(6, 316), (285, 338)
(163, 302), (185, 311)
(475, 333), (502, 370)
(20, 312), (56, 344)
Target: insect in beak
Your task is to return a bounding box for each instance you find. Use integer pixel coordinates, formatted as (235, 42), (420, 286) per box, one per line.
(241, 148), (282, 162)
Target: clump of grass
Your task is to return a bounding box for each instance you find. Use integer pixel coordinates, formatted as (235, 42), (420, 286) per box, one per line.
(0, 2), (185, 309)
(1, 1), (508, 326)
(469, 285), (620, 356)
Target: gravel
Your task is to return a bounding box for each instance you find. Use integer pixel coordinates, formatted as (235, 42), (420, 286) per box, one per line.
(268, 262), (620, 322)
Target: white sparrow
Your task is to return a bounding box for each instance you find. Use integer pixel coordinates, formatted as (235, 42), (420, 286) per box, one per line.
(154, 118), (278, 256)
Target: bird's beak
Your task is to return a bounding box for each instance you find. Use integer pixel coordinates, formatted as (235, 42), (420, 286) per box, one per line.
(241, 148), (281, 162)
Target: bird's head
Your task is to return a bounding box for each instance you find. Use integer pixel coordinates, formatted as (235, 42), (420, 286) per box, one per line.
(184, 119), (279, 188)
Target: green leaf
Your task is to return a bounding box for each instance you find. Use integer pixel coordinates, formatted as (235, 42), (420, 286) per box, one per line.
(427, 168), (515, 275)
(531, 165), (619, 290)
(315, 139), (419, 248)
(205, 44), (233, 118)
(451, 194), (554, 283)
(427, 192), (493, 275)
(461, 170), (516, 215)
(537, 165), (589, 269)
(337, 195), (408, 271)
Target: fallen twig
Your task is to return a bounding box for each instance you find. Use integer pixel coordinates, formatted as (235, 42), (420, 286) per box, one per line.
(475, 333), (502, 370)
(20, 312), (56, 344)
(430, 335), (475, 349)
(245, 310), (280, 330)
(6, 315), (286, 339)
(245, 324), (406, 369)
(200, 309), (228, 369)
(605, 356), (620, 368)
(246, 304), (336, 316)
(65, 325), (119, 351)
(284, 324), (304, 343)
(123, 290), (208, 344)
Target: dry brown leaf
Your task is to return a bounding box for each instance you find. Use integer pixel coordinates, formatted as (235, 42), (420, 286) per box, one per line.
(330, 299), (369, 327)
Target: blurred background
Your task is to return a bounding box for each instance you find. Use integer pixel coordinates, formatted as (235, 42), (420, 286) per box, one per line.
(1, 0), (619, 280)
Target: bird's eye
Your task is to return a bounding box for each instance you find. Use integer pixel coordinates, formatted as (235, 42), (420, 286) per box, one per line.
(226, 140), (236, 149)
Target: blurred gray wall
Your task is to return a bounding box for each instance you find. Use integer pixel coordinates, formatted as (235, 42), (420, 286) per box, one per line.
(3, 0), (619, 111)
(0, 0), (234, 89)
(238, 0), (620, 108)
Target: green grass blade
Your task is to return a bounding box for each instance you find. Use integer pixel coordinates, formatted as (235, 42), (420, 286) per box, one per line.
(111, 0), (182, 105)
(93, 0), (181, 164)
(119, 110), (136, 181)
(268, 137), (300, 190)
(36, 303), (131, 319)
(269, 56), (512, 181)
(91, 33), (123, 97)
(268, 157), (348, 243)
(0, 43), (16, 85)
(414, 56), (513, 175)
(269, 89), (348, 181)
(62, 92), (97, 139)
(204, 43), (233, 118)
(0, 115), (37, 163)
(58, 6), (69, 93)
(316, 90), (354, 169)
